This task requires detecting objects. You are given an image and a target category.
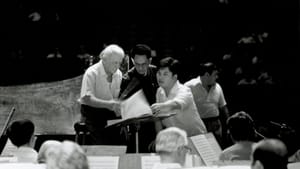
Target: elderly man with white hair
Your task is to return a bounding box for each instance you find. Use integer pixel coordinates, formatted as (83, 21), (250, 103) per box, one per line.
(37, 140), (62, 163)
(46, 141), (89, 169)
(78, 44), (125, 145)
(153, 127), (191, 169)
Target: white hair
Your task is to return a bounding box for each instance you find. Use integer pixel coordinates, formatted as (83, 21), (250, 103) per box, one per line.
(99, 44), (125, 61)
(46, 141), (89, 169)
(38, 140), (62, 163)
(155, 127), (188, 153)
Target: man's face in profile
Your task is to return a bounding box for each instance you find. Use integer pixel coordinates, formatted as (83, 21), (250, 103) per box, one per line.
(133, 54), (150, 76)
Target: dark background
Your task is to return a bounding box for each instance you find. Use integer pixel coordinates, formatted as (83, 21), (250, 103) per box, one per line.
(1, 0), (299, 137)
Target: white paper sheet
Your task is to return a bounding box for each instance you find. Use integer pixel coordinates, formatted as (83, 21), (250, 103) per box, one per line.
(141, 155), (160, 169)
(204, 133), (222, 157)
(0, 163), (46, 169)
(190, 133), (220, 166)
(121, 89), (152, 120)
(87, 156), (119, 169)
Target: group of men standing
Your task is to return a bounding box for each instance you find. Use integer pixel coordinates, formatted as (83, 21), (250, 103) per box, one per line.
(78, 44), (229, 152)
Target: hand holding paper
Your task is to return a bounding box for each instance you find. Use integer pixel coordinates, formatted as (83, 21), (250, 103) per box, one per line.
(120, 89), (152, 119)
(111, 100), (121, 117)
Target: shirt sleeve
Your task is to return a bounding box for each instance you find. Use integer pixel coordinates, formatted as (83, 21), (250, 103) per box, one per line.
(172, 87), (193, 111)
(79, 70), (95, 103)
(217, 84), (227, 107)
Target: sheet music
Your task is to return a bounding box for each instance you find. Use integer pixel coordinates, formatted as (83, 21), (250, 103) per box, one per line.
(217, 166), (250, 169)
(214, 160), (251, 166)
(106, 119), (124, 127)
(82, 145), (127, 156)
(190, 134), (219, 166)
(121, 89), (152, 119)
(87, 156), (119, 169)
(0, 163), (46, 169)
(0, 156), (17, 163)
(141, 155), (160, 169)
(184, 167), (216, 169)
(204, 133), (222, 157)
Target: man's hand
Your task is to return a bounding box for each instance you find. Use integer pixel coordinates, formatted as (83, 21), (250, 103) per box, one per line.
(150, 102), (170, 115)
(111, 100), (121, 117)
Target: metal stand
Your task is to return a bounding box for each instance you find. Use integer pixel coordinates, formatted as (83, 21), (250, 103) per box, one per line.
(106, 113), (176, 154)
(133, 122), (141, 153)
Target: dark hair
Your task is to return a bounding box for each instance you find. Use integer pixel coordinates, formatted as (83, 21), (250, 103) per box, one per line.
(157, 57), (180, 76)
(227, 111), (255, 142)
(130, 44), (152, 59)
(6, 119), (35, 147)
(198, 62), (218, 76)
(252, 140), (288, 169)
(253, 149), (287, 169)
(278, 127), (300, 157)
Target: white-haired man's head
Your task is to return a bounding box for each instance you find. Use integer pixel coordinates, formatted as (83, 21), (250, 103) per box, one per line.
(155, 127), (190, 166)
(100, 44), (125, 75)
(37, 140), (62, 163)
(46, 140), (89, 169)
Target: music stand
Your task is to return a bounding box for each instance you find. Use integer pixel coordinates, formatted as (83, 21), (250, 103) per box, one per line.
(106, 113), (175, 153)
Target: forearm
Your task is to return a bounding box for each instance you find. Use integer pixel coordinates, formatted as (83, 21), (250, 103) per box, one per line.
(81, 95), (114, 110)
(220, 106), (230, 120)
(163, 100), (181, 111)
(151, 100), (181, 114)
(219, 105), (230, 133)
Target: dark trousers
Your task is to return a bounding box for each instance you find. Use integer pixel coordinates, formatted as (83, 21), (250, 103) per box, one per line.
(80, 105), (125, 145)
(202, 117), (224, 148)
(125, 120), (157, 153)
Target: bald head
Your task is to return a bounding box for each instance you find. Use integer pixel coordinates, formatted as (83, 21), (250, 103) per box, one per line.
(251, 139), (288, 169)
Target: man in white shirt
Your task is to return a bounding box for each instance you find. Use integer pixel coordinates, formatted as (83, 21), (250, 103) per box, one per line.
(151, 57), (207, 136)
(6, 119), (38, 163)
(184, 62), (229, 147)
(78, 44), (125, 145)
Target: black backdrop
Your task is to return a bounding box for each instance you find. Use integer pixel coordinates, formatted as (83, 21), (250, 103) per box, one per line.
(1, 0), (299, 138)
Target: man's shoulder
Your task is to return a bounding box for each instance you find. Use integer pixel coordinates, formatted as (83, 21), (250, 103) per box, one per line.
(184, 77), (200, 87)
(123, 67), (136, 79)
(148, 64), (158, 74)
(84, 63), (100, 75)
(214, 83), (223, 90)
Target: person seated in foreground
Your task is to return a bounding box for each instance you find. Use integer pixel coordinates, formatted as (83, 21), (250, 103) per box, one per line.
(46, 140), (89, 169)
(219, 111), (256, 161)
(6, 119), (38, 163)
(251, 138), (288, 169)
(277, 125), (300, 163)
(37, 140), (62, 163)
(153, 127), (191, 169)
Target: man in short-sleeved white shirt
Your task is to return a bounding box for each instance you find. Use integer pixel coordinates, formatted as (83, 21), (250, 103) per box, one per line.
(184, 62), (229, 148)
(78, 44), (125, 145)
(184, 77), (226, 119)
(151, 57), (207, 136)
